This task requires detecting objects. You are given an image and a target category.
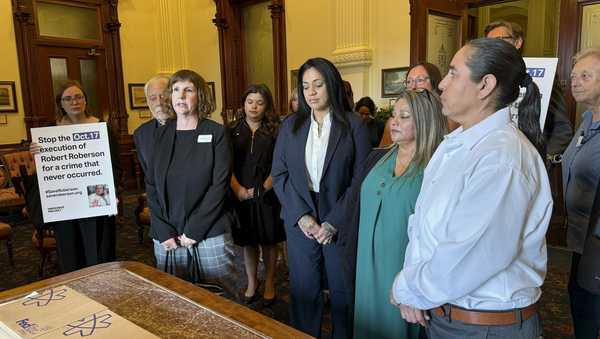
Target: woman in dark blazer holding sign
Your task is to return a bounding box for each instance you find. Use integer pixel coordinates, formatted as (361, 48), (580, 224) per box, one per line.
(272, 57), (371, 338)
(145, 69), (237, 294)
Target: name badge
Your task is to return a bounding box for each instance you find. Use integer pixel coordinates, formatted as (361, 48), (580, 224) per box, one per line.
(197, 134), (213, 143)
(576, 135), (584, 147)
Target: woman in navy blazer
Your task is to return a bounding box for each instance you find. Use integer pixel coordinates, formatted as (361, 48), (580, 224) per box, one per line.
(145, 69), (237, 294)
(272, 57), (370, 338)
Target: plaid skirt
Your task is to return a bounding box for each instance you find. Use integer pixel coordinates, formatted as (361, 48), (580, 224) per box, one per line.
(153, 233), (238, 295)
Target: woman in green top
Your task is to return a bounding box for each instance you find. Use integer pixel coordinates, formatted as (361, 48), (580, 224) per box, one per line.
(353, 89), (447, 338)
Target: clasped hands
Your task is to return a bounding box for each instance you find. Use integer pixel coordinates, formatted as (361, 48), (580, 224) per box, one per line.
(235, 187), (255, 201)
(161, 234), (197, 251)
(298, 215), (336, 245)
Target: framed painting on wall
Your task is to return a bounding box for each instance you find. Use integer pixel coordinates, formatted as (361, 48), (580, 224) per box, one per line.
(0, 81), (18, 113)
(426, 12), (461, 77)
(207, 81), (216, 104)
(381, 67), (409, 98)
(128, 83), (148, 110)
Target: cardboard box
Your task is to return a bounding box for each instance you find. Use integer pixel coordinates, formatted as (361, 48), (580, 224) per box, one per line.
(0, 286), (157, 338)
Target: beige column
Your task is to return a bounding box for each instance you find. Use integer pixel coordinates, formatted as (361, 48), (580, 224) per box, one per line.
(332, 0), (372, 100)
(157, 0), (189, 74)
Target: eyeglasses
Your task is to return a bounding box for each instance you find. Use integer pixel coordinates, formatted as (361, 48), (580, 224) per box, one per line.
(405, 76), (430, 87)
(61, 94), (85, 103)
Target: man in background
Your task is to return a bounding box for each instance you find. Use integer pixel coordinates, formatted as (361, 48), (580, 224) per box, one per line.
(133, 74), (171, 174)
(485, 20), (573, 161)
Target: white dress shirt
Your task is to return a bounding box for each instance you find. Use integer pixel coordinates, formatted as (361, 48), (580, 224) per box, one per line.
(305, 112), (331, 193)
(88, 193), (109, 207)
(392, 107), (553, 311)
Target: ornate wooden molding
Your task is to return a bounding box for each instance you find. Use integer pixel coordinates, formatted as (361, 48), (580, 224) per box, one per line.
(409, 0), (468, 66)
(12, 0), (44, 137)
(12, 0), (33, 23)
(212, 15), (228, 29)
(332, 48), (372, 67)
(269, 0), (287, 116)
(213, 0), (287, 118)
(213, 0), (245, 117)
(268, 3), (283, 16)
(11, 0), (129, 138)
(105, 21), (122, 32)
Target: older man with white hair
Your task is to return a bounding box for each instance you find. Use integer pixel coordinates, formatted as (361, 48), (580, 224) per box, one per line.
(133, 75), (171, 174)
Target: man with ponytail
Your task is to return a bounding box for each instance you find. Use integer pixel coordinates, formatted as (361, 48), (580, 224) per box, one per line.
(391, 38), (552, 338)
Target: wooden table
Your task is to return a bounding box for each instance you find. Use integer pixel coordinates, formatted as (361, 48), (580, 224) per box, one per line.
(0, 261), (311, 338)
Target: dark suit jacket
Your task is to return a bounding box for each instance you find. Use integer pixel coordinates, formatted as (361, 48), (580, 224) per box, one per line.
(544, 78), (573, 156)
(145, 118), (233, 243)
(133, 119), (160, 175)
(272, 111), (370, 236)
(577, 176), (600, 294)
(325, 148), (389, 289)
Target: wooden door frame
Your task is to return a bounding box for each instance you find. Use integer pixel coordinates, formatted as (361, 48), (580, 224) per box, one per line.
(410, 0), (596, 127)
(409, 0), (580, 247)
(408, 0), (470, 66)
(213, 0), (287, 123)
(11, 0), (137, 190)
(11, 0), (128, 139)
(558, 0), (600, 126)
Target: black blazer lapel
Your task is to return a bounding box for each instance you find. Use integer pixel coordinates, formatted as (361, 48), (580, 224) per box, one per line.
(292, 118), (316, 212)
(322, 118), (342, 179)
(156, 123), (176, 215)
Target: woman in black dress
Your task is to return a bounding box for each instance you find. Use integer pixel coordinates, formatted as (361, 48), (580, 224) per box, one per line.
(230, 84), (284, 305)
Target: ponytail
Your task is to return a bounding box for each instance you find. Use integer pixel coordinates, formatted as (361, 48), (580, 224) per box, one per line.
(517, 73), (545, 157)
(465, 38), (546, 157)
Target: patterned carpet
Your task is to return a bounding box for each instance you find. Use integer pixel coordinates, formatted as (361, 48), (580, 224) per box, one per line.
(0, 192), (574, 338)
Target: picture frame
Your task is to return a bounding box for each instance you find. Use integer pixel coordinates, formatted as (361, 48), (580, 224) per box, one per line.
(426, 12), (461, 77)
(0, 81), (18, 112)
(128, 83), (148, 110)
(381, 67), (409, 98)
(138, 110), (152, 119)
(206, 81), (216, 104)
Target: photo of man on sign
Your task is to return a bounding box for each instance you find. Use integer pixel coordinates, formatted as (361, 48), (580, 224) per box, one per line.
(88, 184), (110, 208)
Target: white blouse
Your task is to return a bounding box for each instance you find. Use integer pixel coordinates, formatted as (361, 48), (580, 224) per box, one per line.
(305, 112), (331, 193)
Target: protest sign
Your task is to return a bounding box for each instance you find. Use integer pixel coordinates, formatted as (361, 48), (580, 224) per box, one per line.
(30, 123), (117, 223)
(509, 57), (558, 131)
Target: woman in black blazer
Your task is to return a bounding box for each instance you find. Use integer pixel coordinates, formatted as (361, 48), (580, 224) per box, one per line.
(145, 69), (236, 294)
(272, 57), (371, 338)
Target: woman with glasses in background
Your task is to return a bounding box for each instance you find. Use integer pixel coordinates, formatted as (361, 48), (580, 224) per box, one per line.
(381, 62), (455, 146)
(405, 62), (442, 95)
